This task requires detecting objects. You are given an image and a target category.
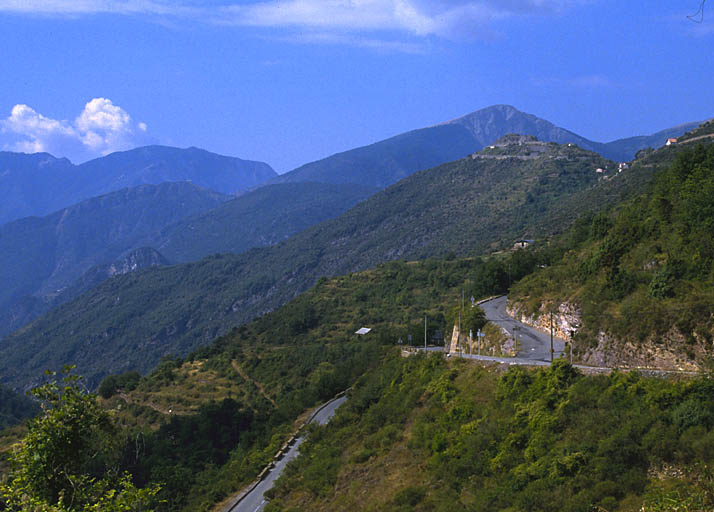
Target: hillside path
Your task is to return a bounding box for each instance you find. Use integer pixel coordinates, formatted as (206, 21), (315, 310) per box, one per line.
(231, 360), (277, 407)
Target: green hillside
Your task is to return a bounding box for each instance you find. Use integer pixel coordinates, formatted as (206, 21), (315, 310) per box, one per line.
(264, 354), (714, 512)
(0, 255), (495, 510)
(4, 134), (692, 391)
(509, 122), (714, 370)
(4, 250), (713, 511)
(153, 182), (377, 263)
(0, 137), (619, 390)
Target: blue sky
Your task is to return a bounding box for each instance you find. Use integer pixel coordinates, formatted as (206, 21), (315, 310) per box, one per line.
(0, 1), (712, 172)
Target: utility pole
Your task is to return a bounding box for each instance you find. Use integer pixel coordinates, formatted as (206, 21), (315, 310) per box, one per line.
(458, 306), (462, 358)
(550, 311), (554, 363)
(424, 315), (427, 351)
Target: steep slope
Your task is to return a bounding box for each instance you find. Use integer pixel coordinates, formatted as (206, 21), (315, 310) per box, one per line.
(271, 104), (698, 188)
(0, 137), (632, 390)
(445, 104), (601, 152)
(270, 122), (477, 188)
(509, 122), (714, 370)
(0, 146), (275, 225)
(0, 182), (227, 338)
(0, 182), (375, 340)
(0, 247), (171, 339)
(265, 355), (714, 512)
(151, 182), (377, 263)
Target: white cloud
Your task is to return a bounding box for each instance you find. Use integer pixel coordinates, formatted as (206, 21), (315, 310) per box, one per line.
(0, 0), (589, 45)
(219, 0), (581, 39)
(0, 98), (152, 162)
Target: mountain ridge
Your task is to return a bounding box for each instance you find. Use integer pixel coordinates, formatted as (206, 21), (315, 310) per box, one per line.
(0, 136), (634, 390)
(0, 182), (229, 339)
(0, 145), (276, 225)
(271, 104), (701, 188)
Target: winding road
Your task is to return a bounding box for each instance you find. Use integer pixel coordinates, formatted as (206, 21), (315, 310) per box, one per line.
(223, 395), (347, 512)
(480, 296), (566, 361)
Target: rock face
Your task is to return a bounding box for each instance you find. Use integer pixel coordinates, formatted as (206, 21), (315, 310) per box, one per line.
(506, 300), (582, 340)
(107, 247), (168, 277)
(507, 299), (705, 371)
(580, 330), (704, 372)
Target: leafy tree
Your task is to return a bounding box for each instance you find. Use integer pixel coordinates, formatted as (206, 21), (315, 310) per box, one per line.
(449, 304), (487, 335)
(0, 367), (160, 511)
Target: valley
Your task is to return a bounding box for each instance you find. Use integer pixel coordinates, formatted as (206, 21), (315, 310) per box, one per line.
(1, 110), (712, 512)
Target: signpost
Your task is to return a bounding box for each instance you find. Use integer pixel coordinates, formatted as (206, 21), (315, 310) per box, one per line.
(512, 325), (521, 350)
(476, 329), (485, 356)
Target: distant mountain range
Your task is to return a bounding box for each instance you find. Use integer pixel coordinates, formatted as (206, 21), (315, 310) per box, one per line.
(0, 247), (170, 341)
(271, 104), (699, 188)
(0, 181), (376, 339)
(0, 106), (699, 227)
(1, 135), (658, 390)
(0, 182), (228, 338)
(0, 105), (706, 390)
(0, 145), (276, 225)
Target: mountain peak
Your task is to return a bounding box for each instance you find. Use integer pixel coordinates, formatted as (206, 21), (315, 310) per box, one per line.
(441, 104), (523, 125)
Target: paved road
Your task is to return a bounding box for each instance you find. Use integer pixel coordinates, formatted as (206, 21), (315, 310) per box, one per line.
(226, 395), (347, 512)
(480, 296), (566, 361)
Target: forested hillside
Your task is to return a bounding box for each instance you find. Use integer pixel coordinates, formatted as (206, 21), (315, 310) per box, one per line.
(264, 354), (714, 512)
(0, 138), (623, 390)
(509, 122), (714, 370)
(151, 182), (377, 263)
(1, 254), (521, 511)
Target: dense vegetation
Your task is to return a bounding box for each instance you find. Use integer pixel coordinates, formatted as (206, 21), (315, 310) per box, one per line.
(2, 254), (523, 511)
(1, 137), (638, 391)
(1, 368), (161, 511)
(265, 353), (714, 512)
(0, 386), (38, 431)
(510, 123), (714, 368)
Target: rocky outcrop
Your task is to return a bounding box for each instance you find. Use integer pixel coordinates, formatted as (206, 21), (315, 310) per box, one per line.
(107, 247), (169, 276)
(507, 298), (706, 371)
(580, 330), (704, 372)
(506, 300), (581, 340)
